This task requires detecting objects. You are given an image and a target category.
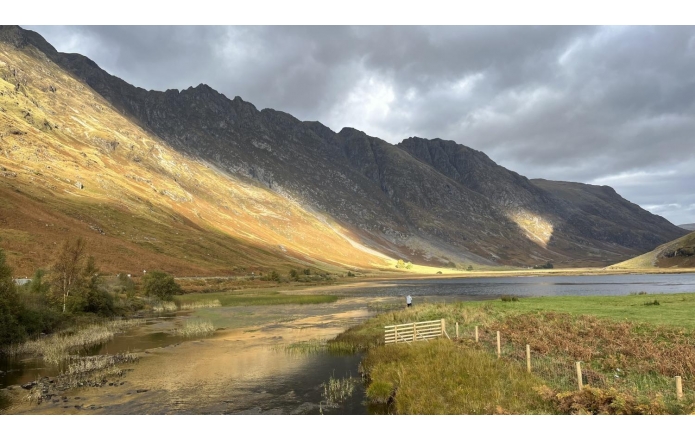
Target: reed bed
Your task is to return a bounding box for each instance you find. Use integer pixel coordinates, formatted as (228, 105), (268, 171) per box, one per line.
(26, 353), (140, 404)
(271, 339), (364, 356)
(178, 299), (222, 310)
(172, 320), (215, 338)
(321, 374), (357, 408)
(152, 301), (178, 313)
(4, 319), (144, 365)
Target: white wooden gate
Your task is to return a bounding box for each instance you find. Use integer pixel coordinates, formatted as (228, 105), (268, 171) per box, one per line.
(385, 319), (447, 344)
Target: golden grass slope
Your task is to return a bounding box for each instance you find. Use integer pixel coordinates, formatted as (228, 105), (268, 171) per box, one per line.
(0, 42), (392, 276)
(611, 231), (695, 270)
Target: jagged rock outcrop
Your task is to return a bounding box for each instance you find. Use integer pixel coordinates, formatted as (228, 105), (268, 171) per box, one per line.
(0, 25), (687, 268)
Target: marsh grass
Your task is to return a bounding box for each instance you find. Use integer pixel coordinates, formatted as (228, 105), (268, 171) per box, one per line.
(3, 319), (144, 366)
(271, 339), (366, 356)
(25, 353), (139, 405)
(274, 339), (327, 355)
(152, 301), (178, 313)
(177, 291), (339, 307)
(321, 373), (358, 408)
(178, 299), (222, 310)
(173, 320), (215, 338)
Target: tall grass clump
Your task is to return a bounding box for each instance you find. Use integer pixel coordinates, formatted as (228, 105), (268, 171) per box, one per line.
(361, 339), (554, 414)
(173, 320), (215, 338)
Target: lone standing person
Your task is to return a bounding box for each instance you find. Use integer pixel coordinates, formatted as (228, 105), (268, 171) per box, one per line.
(406, 294), (412, 308)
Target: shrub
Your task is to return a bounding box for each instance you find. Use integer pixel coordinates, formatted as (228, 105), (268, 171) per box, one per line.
(142, 271), (183, 301)
(467, 265), (474, 271)
(347, 271), (355, 277)
(500, 295), (519, 302)
(533, 261), (554, 269)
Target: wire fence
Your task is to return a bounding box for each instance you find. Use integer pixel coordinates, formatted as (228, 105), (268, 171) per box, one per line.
(446, 321), (691, 403)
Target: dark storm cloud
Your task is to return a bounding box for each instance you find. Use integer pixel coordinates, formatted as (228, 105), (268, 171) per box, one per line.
(23, 25), (695, 225)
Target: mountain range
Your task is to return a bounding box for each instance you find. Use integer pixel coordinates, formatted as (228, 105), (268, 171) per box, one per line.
(0, 25), (687, 276)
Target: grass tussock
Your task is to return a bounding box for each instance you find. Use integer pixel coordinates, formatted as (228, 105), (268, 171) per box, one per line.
(173, 320), (215, 338)
(361, 339), (555, 414)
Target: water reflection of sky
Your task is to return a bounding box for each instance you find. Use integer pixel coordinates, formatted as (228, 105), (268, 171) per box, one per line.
(339, 274), (695, 301)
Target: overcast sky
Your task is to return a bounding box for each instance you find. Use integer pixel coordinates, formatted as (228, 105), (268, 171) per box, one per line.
(24, 25), (695, 226)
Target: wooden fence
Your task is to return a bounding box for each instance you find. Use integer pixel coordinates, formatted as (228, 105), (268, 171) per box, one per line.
(385, 319), (448, 344)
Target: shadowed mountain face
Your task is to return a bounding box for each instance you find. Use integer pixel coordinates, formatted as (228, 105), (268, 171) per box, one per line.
(0, 26), (687, 271)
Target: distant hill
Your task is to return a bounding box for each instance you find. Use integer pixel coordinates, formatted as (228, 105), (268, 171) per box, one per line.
(0, 25), (688, 275)
(679, 224), (695, 231)
(611, 232), (695, 269)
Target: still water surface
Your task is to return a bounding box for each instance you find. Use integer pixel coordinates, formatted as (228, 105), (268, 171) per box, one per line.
(343, 273), (695, 302)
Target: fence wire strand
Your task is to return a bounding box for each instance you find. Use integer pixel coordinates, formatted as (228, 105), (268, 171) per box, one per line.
(448, 324), (692, 404)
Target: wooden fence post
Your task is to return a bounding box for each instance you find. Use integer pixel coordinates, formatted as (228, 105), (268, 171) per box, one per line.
(394, 327), (398, 344)
(496, 331), (501, 358)
(526, 344), (531, 373)
(475, 325), (479, 343)
(455, 322), (459, 338)
(441, 319), (445, 337)
(676, 376), (683, 400)
(576, 362), (583, 390)
(413, 323), (417, 342)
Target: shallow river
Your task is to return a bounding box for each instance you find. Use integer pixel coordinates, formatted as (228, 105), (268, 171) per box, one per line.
(2, 273), (695, 414)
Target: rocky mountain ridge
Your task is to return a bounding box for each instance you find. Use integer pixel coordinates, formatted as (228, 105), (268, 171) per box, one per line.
(0, 25), (687, 271)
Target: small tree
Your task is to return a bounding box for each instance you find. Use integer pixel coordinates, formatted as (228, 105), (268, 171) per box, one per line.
(51, 238), (87, 313)
(142, 271), (183, 301)
(28, 269), (51, 296)
(467, 265), (473, 271)
(0, 249), (25, 345)
(289, 269), (299, 281)
(81, 256), (114, 316)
